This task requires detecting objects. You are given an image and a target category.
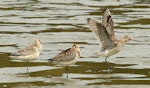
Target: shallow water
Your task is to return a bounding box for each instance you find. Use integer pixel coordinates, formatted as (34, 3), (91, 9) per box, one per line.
(0, 0), (150, 87)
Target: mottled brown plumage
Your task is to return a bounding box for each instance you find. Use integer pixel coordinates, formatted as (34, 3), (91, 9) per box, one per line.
(10, 39), (42, 75)
(48, 44), (80, 78)
(87, 8), (132, 71)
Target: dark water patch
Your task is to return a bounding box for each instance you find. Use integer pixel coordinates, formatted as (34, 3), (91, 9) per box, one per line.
(0, 31), (38, 34)
(120, 19), (150, 25)
(22, 16), (50, 19)
(141, 57), (150, 58)
(0, 82), (62, 88)
(127, 43), (150, 45)
(39, 28), (91, 33)
(0, 21), (45, 25)
(49, 42), (88, 44)
(0, 44), (16, 47)
(116, 57), (126, 58)
(89, 79), (150, 85)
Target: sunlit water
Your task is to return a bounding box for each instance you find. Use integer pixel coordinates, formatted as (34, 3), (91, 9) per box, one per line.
(0, 0), (150, 87)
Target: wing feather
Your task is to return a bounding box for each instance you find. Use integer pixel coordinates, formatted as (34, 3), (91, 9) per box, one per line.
(87, 18), (116, 51)
(10, 45), (36, 56)
(102, 8), (116, 41)
(52, 48), (77, 62)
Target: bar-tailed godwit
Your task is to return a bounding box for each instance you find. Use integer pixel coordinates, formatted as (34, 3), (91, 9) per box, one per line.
(10, 39), (42, 75)
(87, 8), (132, 71)
(48, 44), (80, 78)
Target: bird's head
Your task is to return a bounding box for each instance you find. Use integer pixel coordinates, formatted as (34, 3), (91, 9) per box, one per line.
(122, 36), (132, 42)
(35, 38), (42, 50)
(72, 44), (80, 52)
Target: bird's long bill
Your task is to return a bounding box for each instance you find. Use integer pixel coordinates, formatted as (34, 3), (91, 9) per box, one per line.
(130, 38), (139, 42)
(132, 39), (139, 42)
(40, 40), (46, 45)
(37, 39), (46, 45)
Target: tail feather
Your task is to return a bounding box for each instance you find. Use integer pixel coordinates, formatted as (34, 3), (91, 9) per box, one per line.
(48, 59), (53, 63)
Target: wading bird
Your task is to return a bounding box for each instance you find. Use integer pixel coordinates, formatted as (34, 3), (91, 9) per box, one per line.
(10, 39), (42, 76)
(87, 8), (132, 71)
(48, 44), (80, 78)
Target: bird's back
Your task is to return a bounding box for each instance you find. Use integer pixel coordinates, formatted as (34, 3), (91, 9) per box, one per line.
(50, 47), (80, 66)
(10, 44), (40, 61)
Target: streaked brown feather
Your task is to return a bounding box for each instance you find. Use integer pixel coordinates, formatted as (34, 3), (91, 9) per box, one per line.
(52, 47), (80, 62)
(10, 45), (37, 56)
(87, 18), (117, 51)
(102, 8), (116, 41)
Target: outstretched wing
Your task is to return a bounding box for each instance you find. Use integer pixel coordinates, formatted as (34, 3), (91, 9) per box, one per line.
(102, 8), (116, 41)
(87, 18), (116, 51)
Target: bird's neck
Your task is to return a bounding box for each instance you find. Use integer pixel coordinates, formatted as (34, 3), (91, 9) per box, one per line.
(118, 38), (126, 45)
(34, 43), (42, 50)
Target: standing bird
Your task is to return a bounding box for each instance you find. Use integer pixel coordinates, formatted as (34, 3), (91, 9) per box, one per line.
(10, 39), (42, 76)
(87, 8), (132, 71)
(48, 44), (80, 78)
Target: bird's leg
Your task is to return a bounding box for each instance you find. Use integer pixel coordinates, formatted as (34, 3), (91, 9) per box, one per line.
(66, 66), (69, 78)
(26, 61), (29, 76)
(105, 57), (112, 73)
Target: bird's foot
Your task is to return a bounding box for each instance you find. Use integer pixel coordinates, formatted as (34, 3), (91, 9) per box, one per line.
(108, 65), (113, 70)
(107, 68), (113, 73)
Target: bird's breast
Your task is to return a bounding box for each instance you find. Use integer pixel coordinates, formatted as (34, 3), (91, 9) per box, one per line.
(102, 42), (124, 57)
